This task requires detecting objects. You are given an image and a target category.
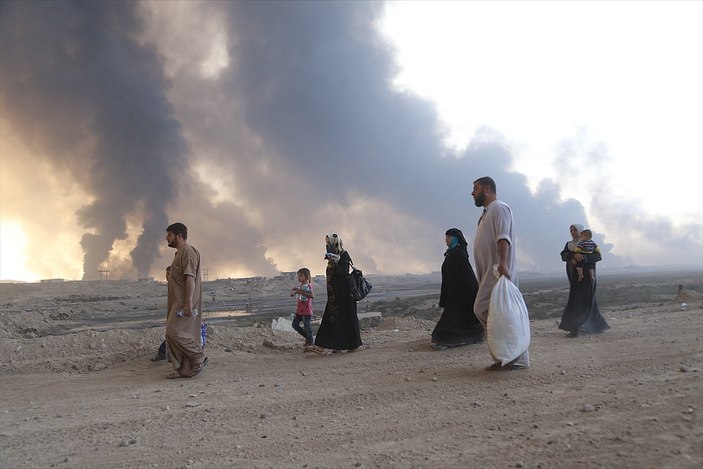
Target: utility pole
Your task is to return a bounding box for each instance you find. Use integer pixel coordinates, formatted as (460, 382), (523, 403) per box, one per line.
(98, 267), (109, 301)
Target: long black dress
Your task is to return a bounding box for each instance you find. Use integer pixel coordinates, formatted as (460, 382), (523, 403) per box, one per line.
(558, 243), (610, 335)
(431, 245), (484, 347)
(315, 251), (363, 351)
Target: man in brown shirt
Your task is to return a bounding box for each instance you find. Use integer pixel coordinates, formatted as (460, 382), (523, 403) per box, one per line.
(164, 222), (207, 378)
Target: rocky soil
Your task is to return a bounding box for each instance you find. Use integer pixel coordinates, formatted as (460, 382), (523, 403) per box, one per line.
(0, 271), (701, 468)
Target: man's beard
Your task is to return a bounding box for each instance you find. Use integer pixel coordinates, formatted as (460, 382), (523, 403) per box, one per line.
(167, 240), (176, 248)
(474, 193), (485, 207)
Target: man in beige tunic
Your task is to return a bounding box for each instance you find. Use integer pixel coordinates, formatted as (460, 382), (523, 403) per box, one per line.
(471, 177), (530, 371)
(164, 222), (207, 378)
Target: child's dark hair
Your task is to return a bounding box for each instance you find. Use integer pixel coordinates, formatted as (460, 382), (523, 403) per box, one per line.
(297, 268), (311, 280)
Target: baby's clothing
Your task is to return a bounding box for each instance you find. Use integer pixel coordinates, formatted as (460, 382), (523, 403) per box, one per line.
(575, 238), (597, 254)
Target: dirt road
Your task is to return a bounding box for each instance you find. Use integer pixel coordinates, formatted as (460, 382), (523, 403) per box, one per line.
(1, 295), (701, 468)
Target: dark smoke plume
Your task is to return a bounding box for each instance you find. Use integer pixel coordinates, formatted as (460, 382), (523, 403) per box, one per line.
(4, 1), (697, 280)
(1, 1), (186, 279)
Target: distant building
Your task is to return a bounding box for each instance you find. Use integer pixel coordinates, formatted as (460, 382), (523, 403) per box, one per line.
(40, 278), (64, 283)
(234, 276), (265, 284)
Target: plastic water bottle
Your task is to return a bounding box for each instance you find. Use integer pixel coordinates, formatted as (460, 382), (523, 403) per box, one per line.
(176, 309), (198, 317)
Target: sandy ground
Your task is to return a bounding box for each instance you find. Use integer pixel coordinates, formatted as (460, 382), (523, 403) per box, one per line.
(0, 275), (702, 469)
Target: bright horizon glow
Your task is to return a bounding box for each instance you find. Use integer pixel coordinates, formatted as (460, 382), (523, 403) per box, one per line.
(380, 0), (703, 225)
(0, 221), (40, 282)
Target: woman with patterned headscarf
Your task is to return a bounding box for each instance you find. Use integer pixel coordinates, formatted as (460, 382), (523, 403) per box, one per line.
(431, 228), (484, 349)
(559, 223), (609, 337)
(312, 233), (363, 353)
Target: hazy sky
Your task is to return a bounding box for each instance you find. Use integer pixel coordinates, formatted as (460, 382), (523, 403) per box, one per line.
(1, 0), (701, 282)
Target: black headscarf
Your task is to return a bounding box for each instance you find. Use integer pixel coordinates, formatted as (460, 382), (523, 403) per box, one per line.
(445, 228), (468, 250)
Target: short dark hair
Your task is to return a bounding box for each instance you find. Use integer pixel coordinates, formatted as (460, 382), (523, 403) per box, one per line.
(473, 176), (496, 193)
(297, 268), (311, 280)
(166, 222), (188, 239)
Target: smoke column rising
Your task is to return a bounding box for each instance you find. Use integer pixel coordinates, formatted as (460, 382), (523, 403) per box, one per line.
(1, 1), (187, 279)
(4, 1), (697, 280)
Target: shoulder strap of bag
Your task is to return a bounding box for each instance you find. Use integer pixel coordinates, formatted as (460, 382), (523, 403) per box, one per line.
(347, 255), (360, 272)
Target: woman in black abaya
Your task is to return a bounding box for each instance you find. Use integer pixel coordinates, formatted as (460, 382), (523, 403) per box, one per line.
(431, 228), (484, 349)
(313, 233), (362, 353)
(559, 223), (610, 337)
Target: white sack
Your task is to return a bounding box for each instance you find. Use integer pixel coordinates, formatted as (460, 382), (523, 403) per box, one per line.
(271, 317), (295, 333)
(487, 276), (531, 365)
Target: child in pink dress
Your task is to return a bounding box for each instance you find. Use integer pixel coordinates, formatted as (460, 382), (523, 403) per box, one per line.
(290, 268), (315, 349)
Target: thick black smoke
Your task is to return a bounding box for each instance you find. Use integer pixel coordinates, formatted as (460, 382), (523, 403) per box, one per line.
(1, 1), (186, 279)
(196, 1), (610, 271)
(11, 1), (689, 281)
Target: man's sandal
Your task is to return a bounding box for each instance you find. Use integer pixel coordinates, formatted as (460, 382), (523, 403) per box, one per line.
(485, 358), (525, 371)
(189, 357), (208, 377)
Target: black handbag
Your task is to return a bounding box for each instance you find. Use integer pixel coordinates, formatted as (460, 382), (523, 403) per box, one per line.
(345, 258), (372, 301)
